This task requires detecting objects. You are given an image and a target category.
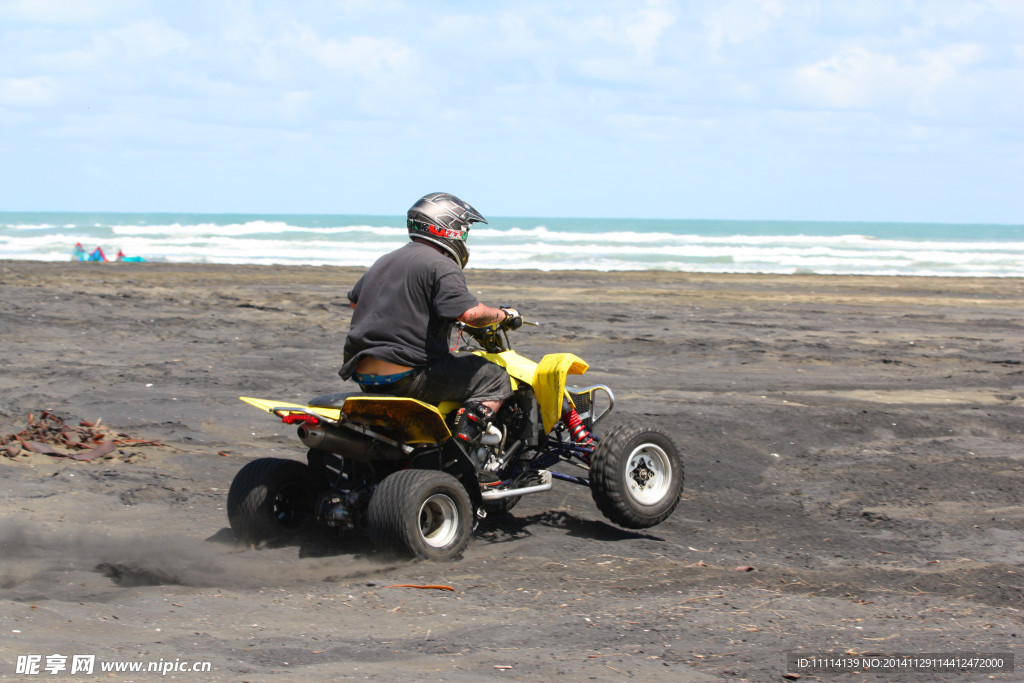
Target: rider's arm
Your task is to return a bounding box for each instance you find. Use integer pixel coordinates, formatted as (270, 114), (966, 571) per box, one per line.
(458, 303), (508, 327)
(347, 274), (365, 310)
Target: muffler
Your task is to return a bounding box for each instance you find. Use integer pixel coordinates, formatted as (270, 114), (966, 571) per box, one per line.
(297, 423), (405, 461)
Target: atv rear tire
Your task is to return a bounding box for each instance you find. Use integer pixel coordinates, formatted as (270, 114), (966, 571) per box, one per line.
(367, 469), (473, 561)
(227, 458), (317, 544)
(590, 423), (683, 529)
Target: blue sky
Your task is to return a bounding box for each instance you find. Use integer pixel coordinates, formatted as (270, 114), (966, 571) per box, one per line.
(1, 0), (1021, 223)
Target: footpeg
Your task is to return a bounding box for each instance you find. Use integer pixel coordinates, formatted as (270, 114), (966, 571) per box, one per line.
(480, 469), (552, 501)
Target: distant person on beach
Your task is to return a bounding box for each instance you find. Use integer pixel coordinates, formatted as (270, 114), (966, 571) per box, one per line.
(337, 192), (521, 484)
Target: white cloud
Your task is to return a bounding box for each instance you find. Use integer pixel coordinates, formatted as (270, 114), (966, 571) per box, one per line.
(702, 0), (788, 50)
(792, 43), (988, 112)
(300, 33), (415, 80)
(95, 19), (191, 61)
(624, 0), (677, 61)
(0, 75), (60, 107)
(0, 0), (143, 25)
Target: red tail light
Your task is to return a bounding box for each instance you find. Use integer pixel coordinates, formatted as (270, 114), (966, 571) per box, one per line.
(282, 414), (319, 426)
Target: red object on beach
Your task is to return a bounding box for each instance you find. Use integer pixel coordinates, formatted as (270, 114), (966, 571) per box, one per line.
(115, 249), (146, 262)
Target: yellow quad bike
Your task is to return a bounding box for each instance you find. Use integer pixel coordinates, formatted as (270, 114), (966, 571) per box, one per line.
(227, 320), (684, 561)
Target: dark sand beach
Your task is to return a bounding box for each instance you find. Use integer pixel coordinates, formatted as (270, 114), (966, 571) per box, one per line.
(1, 261), (1021, 681)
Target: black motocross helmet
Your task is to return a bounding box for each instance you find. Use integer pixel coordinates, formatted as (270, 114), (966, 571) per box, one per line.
(407, 192), (487, 268)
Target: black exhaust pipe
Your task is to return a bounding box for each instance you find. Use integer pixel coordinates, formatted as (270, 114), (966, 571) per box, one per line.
(297, 423), (405, 461)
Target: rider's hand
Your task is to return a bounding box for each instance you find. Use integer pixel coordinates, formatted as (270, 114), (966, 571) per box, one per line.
(500, 306), (523, 330)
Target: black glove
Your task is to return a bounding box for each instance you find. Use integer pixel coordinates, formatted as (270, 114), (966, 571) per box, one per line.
(500, 306), (523, 330)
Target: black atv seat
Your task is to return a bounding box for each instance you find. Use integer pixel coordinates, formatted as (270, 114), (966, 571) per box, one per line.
(308, 391), (363, 408)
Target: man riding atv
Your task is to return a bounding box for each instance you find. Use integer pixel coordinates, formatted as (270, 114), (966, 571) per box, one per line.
(231, 198), (683, 559)
(338, 192), (522, 484)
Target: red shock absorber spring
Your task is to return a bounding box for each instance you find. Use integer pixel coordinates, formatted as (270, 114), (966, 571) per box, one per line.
(563, 408), (594, 446)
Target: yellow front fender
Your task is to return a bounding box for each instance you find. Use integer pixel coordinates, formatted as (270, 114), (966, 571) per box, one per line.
(474, 350), (538, 389)
(473, 350), (588, 432)
(534, 353), (589, 433)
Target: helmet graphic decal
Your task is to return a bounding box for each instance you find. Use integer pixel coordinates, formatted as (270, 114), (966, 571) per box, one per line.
(427, 224), (467, 240)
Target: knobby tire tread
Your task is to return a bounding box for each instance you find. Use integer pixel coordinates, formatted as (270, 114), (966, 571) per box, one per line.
(227, 457), (315, 543)
(366, 470), (415, 556)
(367, 469), (472, 561)
(590, 421), (684, 529)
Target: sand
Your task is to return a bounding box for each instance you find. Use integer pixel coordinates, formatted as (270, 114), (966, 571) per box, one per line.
(1, 261), (1021, 681)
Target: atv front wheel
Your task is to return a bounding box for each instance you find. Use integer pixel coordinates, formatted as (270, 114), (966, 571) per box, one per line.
(367, 469), (473, 561)
(227, 458), (317, 544)
(590, 423), (683, 529)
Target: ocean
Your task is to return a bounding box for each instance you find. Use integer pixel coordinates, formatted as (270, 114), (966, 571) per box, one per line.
(1, 212), (1022, 277)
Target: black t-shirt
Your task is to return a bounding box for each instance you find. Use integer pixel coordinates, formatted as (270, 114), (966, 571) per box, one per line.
(339, 241), (479, 379)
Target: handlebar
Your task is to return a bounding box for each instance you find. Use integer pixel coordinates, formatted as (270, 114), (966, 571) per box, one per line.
(456, 308), (536, 353)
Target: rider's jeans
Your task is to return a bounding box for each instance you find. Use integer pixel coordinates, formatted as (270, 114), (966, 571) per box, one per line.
(370, 352), (512, 405)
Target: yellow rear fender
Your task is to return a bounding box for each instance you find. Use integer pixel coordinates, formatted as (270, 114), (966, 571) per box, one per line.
(338, 396), (452, 444)
(240, 395), (451, 445)
(240, 396), (342, 423)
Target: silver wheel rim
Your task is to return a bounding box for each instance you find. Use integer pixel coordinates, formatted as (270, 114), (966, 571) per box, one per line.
(418, 493), (459, 548)
(624, 443), (672, 505)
